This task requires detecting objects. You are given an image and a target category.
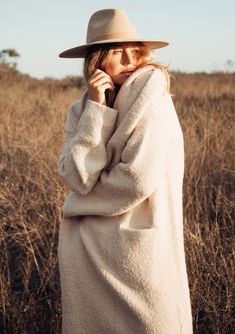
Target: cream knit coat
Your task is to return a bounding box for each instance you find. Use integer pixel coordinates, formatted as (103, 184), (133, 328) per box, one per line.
(58, 65), (193, 334)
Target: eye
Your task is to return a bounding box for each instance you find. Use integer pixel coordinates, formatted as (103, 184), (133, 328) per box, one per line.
(113, 49), (122, 55)
(132, 49), (140, 53)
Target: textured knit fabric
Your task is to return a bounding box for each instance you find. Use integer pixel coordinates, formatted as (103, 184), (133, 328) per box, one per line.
(58, 65), (193, 334)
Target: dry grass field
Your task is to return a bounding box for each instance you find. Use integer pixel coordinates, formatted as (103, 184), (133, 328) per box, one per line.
(0, 63), (234, 333)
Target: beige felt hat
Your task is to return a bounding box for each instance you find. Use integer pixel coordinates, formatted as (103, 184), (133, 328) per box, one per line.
(59, 8), (169, 58)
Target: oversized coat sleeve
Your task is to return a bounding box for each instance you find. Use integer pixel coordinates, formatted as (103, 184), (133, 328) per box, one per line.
(63, 71), (170, 217)
(58, 99), (118, 194)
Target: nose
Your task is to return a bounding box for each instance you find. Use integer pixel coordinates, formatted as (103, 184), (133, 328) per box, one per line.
(122, 50), (135, 65)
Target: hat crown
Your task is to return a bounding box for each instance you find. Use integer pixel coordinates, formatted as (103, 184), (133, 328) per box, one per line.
(86, 9), (140, 43)
(59, 8), (169, 58)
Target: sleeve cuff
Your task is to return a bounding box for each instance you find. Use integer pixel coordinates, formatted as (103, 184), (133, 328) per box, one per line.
(84, 99), (118, 124)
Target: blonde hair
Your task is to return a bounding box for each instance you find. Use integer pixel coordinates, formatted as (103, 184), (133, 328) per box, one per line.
(83, 42), (171, 107)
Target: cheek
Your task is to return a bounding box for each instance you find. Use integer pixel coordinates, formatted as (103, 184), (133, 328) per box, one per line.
(105, 63), (118, 76)
(105, 57), (121, 74)
(104, 59), (123, 84)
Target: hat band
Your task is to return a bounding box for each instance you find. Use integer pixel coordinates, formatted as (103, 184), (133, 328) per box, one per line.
(88, 31), (140, 43)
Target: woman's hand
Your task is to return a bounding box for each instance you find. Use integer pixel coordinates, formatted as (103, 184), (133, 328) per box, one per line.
(87, 69), (115, 106)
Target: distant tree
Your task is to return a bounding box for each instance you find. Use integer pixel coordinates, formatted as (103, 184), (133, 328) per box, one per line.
(0, 48), (20, 69)
(225, 59), (234, 73)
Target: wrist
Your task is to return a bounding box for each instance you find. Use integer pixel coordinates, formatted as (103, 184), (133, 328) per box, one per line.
(88, 93), (106, 106)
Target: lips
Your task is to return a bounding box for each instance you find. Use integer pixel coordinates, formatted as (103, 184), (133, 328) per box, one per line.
(121, 68), (136, 74)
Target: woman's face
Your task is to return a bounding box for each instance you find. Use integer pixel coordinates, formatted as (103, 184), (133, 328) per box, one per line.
(103, 43), (142, 86)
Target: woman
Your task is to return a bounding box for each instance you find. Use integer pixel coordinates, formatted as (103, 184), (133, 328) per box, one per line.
(58, 8), (193, 334)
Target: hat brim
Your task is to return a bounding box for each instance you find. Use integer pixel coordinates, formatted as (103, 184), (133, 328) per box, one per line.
(59, 39), (169, 58)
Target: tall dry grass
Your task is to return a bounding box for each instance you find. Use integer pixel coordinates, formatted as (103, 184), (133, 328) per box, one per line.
(0, 63), (234, 333)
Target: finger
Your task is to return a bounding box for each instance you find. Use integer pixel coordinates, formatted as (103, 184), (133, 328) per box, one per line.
(92, 76), (115, 88)
(89, 70), (113, 84)
(89, 70), (107, 82)
(89, 75), (112, 88)
(94, 69), (107, 75)
(93, 80), (115, 92)
(90, 76), (115, 91)
(100, 82), (115, 91)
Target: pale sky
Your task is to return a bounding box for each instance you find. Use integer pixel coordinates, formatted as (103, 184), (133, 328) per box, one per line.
(1, 0), (234, 78)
